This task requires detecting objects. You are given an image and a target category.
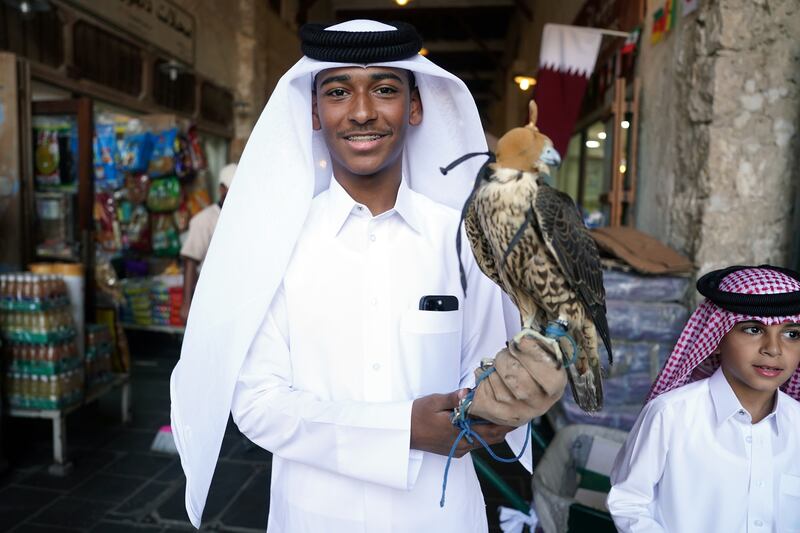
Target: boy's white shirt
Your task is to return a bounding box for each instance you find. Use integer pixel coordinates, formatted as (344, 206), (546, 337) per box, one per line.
(608, 367), (800, 533)
(231, 177), (531, 533)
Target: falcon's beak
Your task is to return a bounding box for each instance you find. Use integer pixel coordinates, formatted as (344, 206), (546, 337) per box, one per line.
(541, 147), (562, 168)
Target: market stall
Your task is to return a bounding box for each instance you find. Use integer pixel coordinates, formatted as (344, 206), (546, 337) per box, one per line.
(90, 110), (213, 334)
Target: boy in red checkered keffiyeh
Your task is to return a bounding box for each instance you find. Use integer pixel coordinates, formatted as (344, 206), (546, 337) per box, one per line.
(650, 265), (800, 401)
(608, 265), (800, 532)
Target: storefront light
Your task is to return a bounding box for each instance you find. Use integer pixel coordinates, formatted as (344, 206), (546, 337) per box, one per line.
(597, 131), (607, 140)
(621, 120), (630, 129)
(619, 163), (627, 174)
(585, 140), (600, 149)
(513, 76), (536, 91)
(4, 0), (51, 19)
(159, 59), (189, 82)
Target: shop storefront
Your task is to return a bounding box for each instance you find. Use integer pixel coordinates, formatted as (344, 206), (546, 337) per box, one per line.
(0, 0), (234, 470)
(552, 0), (644, 229)
(1, 0), (234, 328)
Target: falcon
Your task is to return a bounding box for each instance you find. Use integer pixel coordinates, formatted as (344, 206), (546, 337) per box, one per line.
(449, 100), (612, 413)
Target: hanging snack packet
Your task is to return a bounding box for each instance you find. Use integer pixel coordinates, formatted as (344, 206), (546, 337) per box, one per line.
(148, 128), (178, 178)
(185, 187), (211, 216)
(125, 173), (150, 205)
(174, 133), (196, 181)
(94, 192), (120, 252)
(146, 176), (182, 212)
(151, 214), (181, 257)
(93, 124), (120, 190)
(173, 202), (191, 233)
(119, 132), (153, 173)
(187, 125), (207, 171)
(124, 205), (151, 253)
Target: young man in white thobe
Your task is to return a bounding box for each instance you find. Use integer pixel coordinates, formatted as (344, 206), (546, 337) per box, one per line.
(170, 20), (533, 532)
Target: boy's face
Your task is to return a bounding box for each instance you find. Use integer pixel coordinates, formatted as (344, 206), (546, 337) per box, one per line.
(312, 66), (422, 180)
(718, 320), (800, 394)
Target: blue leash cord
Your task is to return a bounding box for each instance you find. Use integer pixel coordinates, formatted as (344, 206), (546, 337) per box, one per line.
(439, 321), (579, 507)
(544, 321), (578, 367)
(439, 366), (531, 507)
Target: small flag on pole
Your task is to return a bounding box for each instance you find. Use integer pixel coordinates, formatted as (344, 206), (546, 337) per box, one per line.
(621, 28), (640, 55)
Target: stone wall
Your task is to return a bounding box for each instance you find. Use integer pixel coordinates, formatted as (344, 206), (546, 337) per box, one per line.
(171, 0), (240, 89)
(636, 0), (800, 273)
(170, 0), (301, 160)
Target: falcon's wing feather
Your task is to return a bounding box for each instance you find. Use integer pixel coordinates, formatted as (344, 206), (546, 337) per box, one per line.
(533, 186), (613, 361)
(464, 198), (503, 289)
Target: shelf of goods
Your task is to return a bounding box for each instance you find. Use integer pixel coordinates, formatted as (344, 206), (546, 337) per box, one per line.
(93, 114), (208, 335)
(119, 275), (184, 335)
(0, 274), (130, 475)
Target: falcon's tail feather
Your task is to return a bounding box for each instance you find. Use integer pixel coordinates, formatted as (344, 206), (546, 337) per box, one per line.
(565, 357), (604, 412)
(592, 304), (613, 365)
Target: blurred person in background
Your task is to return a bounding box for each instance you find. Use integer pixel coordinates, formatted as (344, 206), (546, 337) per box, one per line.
(179, 163), (237, 323)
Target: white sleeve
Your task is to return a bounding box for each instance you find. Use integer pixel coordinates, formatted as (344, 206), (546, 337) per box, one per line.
(231, 284), (417, 490)
(607, 400), (671, 533)
(459, 237), (533, 472)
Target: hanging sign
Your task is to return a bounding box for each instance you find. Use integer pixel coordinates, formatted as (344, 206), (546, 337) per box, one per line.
(64, 0), (195, 65)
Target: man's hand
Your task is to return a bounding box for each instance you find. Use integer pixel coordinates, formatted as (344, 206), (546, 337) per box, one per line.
(410, 389), (516, 458)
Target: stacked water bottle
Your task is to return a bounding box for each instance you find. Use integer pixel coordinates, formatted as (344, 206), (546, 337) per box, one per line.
(0, 273), (84, 409)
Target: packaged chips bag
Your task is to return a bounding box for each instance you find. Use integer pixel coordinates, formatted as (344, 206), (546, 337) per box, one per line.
(93, 124), (121, 190)
(148, 128), (178, 178)
(124, 205), (151, 253)
(146, 176), (181, 212)
(119, 132), (153, 173)
(125, 173), (150, 205)
(94, 192), (120, 252)
(151, 214), (181, 257)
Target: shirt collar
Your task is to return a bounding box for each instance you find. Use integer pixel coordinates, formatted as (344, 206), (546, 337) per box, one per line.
(709, 366), (781, 435)
(326, 176), (423, 236)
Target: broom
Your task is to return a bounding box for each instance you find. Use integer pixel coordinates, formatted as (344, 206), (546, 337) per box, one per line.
(150, 425), (179, 455)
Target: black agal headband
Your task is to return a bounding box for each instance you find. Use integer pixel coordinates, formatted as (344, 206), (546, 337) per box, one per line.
(696, 265), (800, 317)
(300, 22), (423, 63)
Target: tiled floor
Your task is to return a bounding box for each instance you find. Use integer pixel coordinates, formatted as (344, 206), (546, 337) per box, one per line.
(0, 332), (540, 532)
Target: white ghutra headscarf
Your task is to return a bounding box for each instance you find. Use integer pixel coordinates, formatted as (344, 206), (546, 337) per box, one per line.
(170, 20), (500, 527)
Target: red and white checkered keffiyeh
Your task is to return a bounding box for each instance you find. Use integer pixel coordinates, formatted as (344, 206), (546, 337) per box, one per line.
(649, 267), (800, 401)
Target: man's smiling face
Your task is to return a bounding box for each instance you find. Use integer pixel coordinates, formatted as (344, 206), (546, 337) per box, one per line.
(312, 66), (422, 181)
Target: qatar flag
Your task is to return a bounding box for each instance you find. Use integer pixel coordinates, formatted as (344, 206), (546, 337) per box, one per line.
(533, 24), (603, 157)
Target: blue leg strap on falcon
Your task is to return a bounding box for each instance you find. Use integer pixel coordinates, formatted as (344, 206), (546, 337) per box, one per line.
(544, 320), (578, 367)
(439, 320), (578, 507)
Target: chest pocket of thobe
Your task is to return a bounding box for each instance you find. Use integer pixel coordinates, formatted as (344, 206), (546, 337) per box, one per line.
(399, 309), (463, 396)
(779, 474), (800, 532)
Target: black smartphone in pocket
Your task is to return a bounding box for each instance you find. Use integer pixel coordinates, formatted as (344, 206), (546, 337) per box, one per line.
(419, 295), (459, 312)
